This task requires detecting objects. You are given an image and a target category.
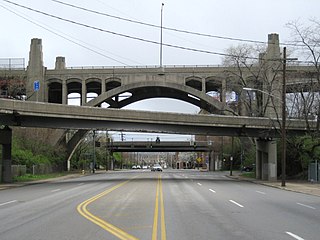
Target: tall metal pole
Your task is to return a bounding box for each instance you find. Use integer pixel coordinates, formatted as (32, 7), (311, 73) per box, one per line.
(160, 3), (164, 68)
(93, 130), (96, 174)
(281, 47), (287, 187)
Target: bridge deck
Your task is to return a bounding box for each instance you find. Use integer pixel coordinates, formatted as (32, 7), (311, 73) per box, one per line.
(0, 99), (313, 138)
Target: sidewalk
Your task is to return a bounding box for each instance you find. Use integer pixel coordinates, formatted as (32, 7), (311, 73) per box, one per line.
(229, 172), (320, 197)
(0, 173), (83, 191)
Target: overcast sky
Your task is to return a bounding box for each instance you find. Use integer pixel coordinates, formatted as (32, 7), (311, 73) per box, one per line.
(1, 0), (319, 141)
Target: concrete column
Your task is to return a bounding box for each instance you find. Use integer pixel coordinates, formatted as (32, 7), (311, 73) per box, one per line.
(221, 79), (227, 103)
(255, 139), (277, 181)
(0, 127), (12, 183)
(101, 79), (106, 94)
(202, 78), (206, 93)
(209, 151), (215, 171)
(238, 90), (247, 116)
(62, 80), (67, 105)
(55, 56), (66, 70)
(263, 33), (281, 118)
(2, 145), (12, 183)
(81, 80), (86, 106)
(27, 38), (46, 102)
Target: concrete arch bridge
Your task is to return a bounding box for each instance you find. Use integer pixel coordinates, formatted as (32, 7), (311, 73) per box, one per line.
(1, 33), (319, 182)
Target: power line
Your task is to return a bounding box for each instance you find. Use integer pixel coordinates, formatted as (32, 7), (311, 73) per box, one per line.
(51, 0), (304, 47)
(1, 0), (258, 59)
(2, 0), (313, 64)
(0, 3), (140, 66)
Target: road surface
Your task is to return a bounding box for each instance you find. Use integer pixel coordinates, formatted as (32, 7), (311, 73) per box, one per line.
(0, 170), (319, 240)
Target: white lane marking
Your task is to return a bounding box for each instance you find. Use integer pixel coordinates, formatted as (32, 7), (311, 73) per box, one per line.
(286, 231), (305, 240)
(209, 189), (216, 193)
(255, 190), (266, 195)
(229, 200), (244, 208)
(0, 200), (18, 206)
(296, 202), (316, 210)
(197, 183), (202, 186)
(51, 189), (61, 193)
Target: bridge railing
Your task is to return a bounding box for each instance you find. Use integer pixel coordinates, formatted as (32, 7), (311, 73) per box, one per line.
(0, 58), (25, 70)
(65, 64), (225, 70)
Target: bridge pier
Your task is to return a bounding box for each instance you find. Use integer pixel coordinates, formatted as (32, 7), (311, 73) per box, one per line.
(0, 126), (12, 183)
(255, 138), (277, 181)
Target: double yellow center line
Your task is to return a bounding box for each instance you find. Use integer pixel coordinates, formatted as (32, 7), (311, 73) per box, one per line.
(152, 175), (167, 240)
(77, 174), (166, 240)
(77, 180), (138, 240)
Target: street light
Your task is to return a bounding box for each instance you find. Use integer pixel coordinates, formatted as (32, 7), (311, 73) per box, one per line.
(160, 3), (164, 68)
(157, 3), (165, 76)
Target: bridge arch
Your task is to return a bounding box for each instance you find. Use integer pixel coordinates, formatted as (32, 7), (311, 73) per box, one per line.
(86, 81), (233, 114)
(65, 79), (235, 169)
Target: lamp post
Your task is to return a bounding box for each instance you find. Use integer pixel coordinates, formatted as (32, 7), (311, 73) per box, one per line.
(160, 3), (164, 68)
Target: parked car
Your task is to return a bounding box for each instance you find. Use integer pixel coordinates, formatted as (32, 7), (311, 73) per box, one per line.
(151, 164), (163, 172)
(242, 164), (255, 172)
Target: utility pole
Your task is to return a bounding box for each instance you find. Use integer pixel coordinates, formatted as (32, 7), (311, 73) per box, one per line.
(105, 131), (109, 171)
(93, 130), (96, 174)
(281, 47), (287, 187)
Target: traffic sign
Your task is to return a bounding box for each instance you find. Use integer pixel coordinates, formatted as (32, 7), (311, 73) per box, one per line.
(34, 81), (40, 91)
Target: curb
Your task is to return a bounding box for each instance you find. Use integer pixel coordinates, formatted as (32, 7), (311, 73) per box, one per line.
(0, 173), (84, 191)
(226, 174), (320, 197)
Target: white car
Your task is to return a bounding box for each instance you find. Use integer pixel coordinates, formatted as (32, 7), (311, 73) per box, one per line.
(151, 164), (163, 172)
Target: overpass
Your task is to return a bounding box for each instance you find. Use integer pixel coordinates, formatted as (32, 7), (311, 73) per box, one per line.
(0, 99), (312, 137)
(108, 141), (213, 153)
(0, 98), (314, 183)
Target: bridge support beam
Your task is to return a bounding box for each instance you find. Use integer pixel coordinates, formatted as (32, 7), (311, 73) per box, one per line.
(255, 139), (277, 181)
(0, 126), (12, 183)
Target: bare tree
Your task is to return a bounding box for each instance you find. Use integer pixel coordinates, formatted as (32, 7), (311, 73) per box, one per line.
(284, 19), (320, 176)
(286, 19), (320, 133)
(222, 43), (282, 117)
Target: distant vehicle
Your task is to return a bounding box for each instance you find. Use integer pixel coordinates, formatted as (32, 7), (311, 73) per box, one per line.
(242, 164), (255, 172)
(136, 165), (141, 169)
(142, 166), (148, 169)
(132, 165), (137, 169)
(151, 164), (163, 172)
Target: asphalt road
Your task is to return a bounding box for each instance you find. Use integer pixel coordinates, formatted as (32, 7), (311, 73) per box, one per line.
(0, 170), (319, 240)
